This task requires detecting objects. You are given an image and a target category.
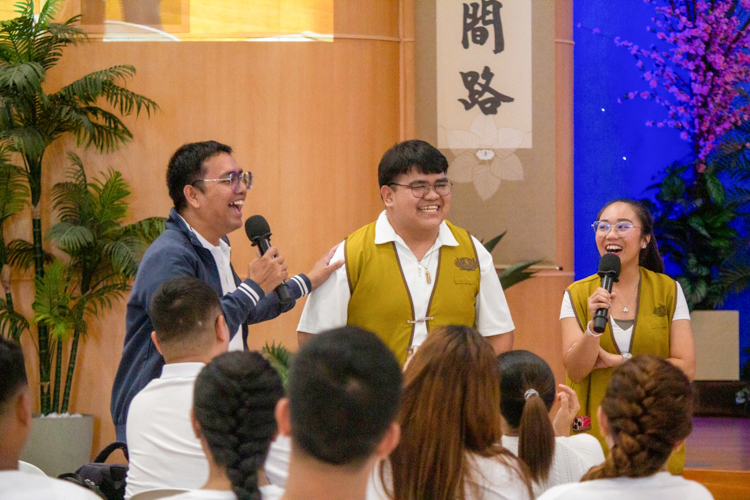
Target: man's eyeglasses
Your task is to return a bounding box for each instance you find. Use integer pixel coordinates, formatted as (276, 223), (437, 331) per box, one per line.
(591, 221), (640, 234)
(388, 180), (453, 198)
(192, 171), (253, 193)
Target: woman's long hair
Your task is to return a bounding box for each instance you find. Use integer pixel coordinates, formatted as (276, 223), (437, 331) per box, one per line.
(387, 325), (532, 500)
(193, 351), (284, 500)
(582, 355), (692, 480)
(597, 198), (664, 273)
(497, 350), (556, 483)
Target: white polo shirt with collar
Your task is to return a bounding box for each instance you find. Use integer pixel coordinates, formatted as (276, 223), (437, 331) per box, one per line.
(124, 362), (208, 499)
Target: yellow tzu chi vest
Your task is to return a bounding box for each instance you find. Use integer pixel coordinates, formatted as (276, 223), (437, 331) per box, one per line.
(344, 220), (480, 364)
(566, 267), (685, 473)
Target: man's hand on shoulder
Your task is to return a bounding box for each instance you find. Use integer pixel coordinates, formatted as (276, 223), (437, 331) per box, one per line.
(247, 246), (288, 294)
(307, 244), (345, 290)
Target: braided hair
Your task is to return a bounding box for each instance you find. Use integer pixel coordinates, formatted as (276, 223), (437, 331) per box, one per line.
(193, 351), (284, 500)
(582, 355), (692, 480)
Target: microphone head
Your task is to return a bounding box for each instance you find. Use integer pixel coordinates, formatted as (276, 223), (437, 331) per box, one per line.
(598, 253), (621, 278)
(245, 215), (271, 244)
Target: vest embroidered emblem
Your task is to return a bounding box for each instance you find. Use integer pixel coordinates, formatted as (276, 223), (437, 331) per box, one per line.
(653, 305), (668, 317)
(454, 257), (478, 271)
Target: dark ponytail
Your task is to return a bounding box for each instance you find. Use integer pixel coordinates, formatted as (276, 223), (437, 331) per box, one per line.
(497, 350), (556, 483)
(193, 351), (284, 500)
(597, 198), (664, 274)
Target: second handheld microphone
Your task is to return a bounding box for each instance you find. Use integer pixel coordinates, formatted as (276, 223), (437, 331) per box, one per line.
(592, 253), (621, 333)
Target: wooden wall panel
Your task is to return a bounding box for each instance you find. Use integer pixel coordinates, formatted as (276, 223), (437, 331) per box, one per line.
(8, 0), (406, 457)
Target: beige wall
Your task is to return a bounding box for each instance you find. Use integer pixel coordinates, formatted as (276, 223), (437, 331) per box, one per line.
(8, 0), (573, 458)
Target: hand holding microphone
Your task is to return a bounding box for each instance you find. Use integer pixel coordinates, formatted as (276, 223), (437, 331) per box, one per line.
(590, 253), (621, 333)
(245, 215), (291, 304)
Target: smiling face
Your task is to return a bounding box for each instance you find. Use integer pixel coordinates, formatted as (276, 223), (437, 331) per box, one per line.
(595, 202), (650, 270)
(188, 152), (247, 242)
(381, 168), (452, 240)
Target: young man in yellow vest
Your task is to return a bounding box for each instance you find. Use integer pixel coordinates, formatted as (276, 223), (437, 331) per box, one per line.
(297, 140), (514, 363)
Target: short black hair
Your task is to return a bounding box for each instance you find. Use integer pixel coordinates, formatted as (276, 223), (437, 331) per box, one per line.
(167, 141), (233, 212)
(378, 140), (449, 187)
(0, 338), (27, 414)
(194, 351), (284, 500)
(149, 277), (222, 348)
(288, 326), (402, 467)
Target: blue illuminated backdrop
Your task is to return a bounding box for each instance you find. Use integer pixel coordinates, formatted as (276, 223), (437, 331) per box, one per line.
(574, 1), (750, 374)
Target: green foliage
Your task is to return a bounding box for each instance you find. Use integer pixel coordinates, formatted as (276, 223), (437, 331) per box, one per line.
(0, 0), (158, 413)
(645, 131), (750, 310)
(482, 231), (539, 289)
(262, 341), (293, 391)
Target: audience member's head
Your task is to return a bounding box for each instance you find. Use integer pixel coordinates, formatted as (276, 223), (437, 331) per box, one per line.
(149, 277), (228, 363)
(167, 140), (233, 212)
(0, 338), (31, 468)
(583, 355), (693, 480)
(192, 351), (284, 500)
(377, 139), (449, 187)
(497, 350), (557, 484)
(390, 325), (531, 500)
(280, 326), (402, 470)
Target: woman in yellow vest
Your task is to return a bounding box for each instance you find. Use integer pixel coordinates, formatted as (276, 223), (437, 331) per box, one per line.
(560, 199), (696, 473)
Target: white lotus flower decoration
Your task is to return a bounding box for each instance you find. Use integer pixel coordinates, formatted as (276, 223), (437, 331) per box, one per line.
(446, 115), (526, 201)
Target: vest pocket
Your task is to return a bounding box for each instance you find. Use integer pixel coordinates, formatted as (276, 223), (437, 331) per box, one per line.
(454, 275), (478, 285)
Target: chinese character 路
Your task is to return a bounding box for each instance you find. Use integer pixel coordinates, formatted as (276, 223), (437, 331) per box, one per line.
(458, 66), (514, 115)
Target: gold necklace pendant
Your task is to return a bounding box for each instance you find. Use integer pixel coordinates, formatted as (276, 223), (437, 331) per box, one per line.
(425, 268), (431, 284)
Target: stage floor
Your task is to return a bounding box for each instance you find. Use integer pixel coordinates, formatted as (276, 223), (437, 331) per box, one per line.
(685, 417), (750, 471)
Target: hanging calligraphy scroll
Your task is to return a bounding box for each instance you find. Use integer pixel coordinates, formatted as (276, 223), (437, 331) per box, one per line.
(416, 0), (557, 268)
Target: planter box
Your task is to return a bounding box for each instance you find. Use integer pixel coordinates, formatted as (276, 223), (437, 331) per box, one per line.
(20, 414), (94, 477)
(691, 310), (739, 381)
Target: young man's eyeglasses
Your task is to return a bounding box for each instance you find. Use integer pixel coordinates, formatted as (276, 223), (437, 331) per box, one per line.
(388, 180), (453, 198)
(591, 221), (640, 234)
(192, 171), (253, 193)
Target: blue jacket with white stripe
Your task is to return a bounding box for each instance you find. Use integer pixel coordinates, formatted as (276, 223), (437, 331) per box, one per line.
(110, 208), (309, 436)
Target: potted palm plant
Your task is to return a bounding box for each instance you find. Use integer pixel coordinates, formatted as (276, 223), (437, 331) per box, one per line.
(0, 0), (158, 474)
(16, 155), (163, 476)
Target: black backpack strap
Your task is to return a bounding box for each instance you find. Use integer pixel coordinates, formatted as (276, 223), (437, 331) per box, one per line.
(93, 441), (129, 463)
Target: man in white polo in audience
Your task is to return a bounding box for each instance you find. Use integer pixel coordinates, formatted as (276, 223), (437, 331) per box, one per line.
(0, 337), (101, 499)
(125, 276), (290, 497)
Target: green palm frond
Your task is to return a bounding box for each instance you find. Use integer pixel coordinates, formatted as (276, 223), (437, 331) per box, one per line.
(0, 61), (44, 94)
(103, 236), (146, 277)
(0, 156), (28, 224)
(32, 260), (74, 342)
(6, 238), (52, 270)
(122, 217), (166, 244)
(0, 298), (29, 342)
(482, 231), (506, 253)
(499, 260), (542, 290)
(45, 221), (95, 253)
(91, 169), (130, 226)
(262, 341), (293, 390)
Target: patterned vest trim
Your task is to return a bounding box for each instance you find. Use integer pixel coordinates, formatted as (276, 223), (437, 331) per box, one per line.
(345, 220), (480, 364)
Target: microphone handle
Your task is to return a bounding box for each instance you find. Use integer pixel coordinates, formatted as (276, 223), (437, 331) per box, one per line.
(592, 274), (615, 333)
(253, 237), (292, 305)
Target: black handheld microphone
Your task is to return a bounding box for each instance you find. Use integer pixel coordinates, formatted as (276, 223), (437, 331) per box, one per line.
(592, 253), (621, 333)
(244, 215), (292, 305)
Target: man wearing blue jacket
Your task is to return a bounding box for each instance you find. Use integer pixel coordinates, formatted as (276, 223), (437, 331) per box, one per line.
(111, 141), (341, 442)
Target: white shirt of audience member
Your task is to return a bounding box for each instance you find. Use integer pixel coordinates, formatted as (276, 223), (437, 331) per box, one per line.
(366, 454), (532, 500)
(536, 471), (714, 500)
(0, 470), (103, 500)
(169, 484), (284, 500)
(501, 434), (605, 496)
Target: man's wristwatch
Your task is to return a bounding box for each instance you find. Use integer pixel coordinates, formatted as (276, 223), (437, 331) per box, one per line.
(622, 352), (633, 360)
